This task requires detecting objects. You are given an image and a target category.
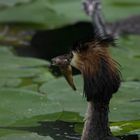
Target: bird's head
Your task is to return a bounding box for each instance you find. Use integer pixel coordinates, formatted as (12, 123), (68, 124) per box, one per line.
(51, 36), (121, 102)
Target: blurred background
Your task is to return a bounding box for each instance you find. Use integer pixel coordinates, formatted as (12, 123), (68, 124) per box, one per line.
(0, 0), (140, 140)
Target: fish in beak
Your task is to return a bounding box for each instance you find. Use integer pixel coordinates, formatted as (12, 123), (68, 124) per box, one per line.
(51, 54), (76, 90)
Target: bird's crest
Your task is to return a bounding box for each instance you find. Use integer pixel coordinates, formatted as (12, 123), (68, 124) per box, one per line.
(72, 33), (116, 53)
(51, 33), (120, 103)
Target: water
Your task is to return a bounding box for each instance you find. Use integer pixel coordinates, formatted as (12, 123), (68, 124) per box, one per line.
(1, 121), (139, 140)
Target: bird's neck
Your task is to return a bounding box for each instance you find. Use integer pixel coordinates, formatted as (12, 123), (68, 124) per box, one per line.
(81, 102), (111, 140)
(80, 54), (121, 140)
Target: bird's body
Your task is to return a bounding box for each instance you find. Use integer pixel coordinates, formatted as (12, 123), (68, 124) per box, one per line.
(71, 38), (120, 102)
(71, 37), (121, 140)
(52, 35), (121, 140)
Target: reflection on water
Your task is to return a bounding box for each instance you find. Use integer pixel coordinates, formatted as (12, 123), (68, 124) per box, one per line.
(30, 121), (81, 140)
(0, 121), (139, 140)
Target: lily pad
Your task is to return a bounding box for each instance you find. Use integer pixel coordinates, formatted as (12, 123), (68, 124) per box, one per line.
(32, 73), (55, 84)
(0, 0), (32, 7)
(0, 56), (49, 68)
(102, 0), (140, 21)
(0, 0), (88, 29)
(110, 81), (140, 121)
(110, 35), (140, 81)
(40, 75), (140, 122)
(0, 0), (139, 29)
(21, 84), (39, 91)
(0, 88), (62, 126)
(0, 46), (53, 86)
(40, 75), (86, 119)
(74, 120), (140, 136)
(0, 47), (14, 56)
(0, 133), (53, 140)
(0, 78), (21, 88)
(111, 120), (140, 136)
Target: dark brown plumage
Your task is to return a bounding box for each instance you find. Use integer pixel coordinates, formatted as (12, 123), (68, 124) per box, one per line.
(71, 37), (121, 140)
(51, 35), (121, 140)
(71, 37), (121, 102)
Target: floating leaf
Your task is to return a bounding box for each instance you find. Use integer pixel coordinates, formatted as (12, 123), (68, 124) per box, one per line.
(21, 84), (39, 91)
(0, 46), (53, 81)
(110, 81), (140, 121)
(0, 0), (32, 7)
(0, 0), (139, 29)
(40, 75), (140, 122)
(110, 35), (140, 81)
(32, 73), (55, 84)
(0, 56), (49, 68)
(74, 120), (140, 136)
(0, 88), (62, 126)
(102, 0), (140, 21)
(0, 47), (14, 56)
(0, 133), (53, 140)
(0, 78), (21, 88)
(40, 75), (86, 119)
(0, 0), (88, 29)
(111, 121), (140, 136)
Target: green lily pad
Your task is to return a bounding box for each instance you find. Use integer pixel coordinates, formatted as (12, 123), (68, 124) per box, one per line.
(32, 73), (55, 84)
(40, 75), (86, 119)
(40, 75), (140, 136)
(111, 121), (140, 136)
(0, 46), (53, 84)
(74, 120), (140, 136)
(0, 46), (49, 70)
(0, 133), (53, 140)
(0, 88), (62, 126)
(110, 81), (140, 121)
(0, 68), (42, 78)
(110, 35), (140, 81)
(0, 47), (14, 56)
(0, 78), (21, 88)
(0, 56), (50, 78)
(0, 46), (58, 127)
(0, 56), (49, 68)
(21, 84), (39, 91)
(0, 0), (88, 29)
(40, 75), (140, 122)
(0, 0), (32, 7)
(102, 0), (140, 21)
(0, 0), (139, 29)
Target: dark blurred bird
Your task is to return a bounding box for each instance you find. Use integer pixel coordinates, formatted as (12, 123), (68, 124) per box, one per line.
(51, 34), (121, 140)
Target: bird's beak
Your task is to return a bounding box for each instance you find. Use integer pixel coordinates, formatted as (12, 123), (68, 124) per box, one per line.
(51, 54), (76, 90)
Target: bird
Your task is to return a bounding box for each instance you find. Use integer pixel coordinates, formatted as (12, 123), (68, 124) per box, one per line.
(51, 34), (121, 140)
